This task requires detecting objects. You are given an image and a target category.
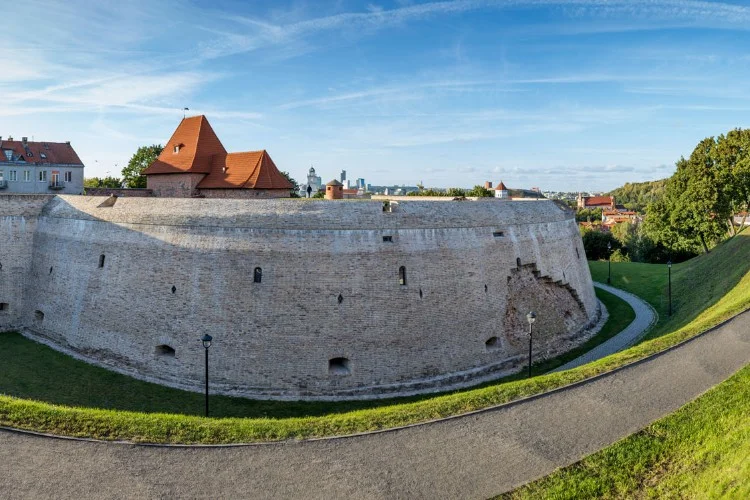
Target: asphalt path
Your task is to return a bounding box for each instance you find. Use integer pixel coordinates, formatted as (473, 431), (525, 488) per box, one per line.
(2, 309), (749, 499)
(554, 282), (657, 372)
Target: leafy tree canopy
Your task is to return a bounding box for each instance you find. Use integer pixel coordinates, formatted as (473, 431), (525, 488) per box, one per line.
(122, 144), (163, 188)
(84, 176), (122, 189)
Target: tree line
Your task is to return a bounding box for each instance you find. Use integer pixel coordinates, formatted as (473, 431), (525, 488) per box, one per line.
(583, 128), (750, 262)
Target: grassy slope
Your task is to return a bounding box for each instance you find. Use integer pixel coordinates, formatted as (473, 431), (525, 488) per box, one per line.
(502, 364), (750, 499)
(1, 233), (749, 443)
(590, 229), (750, 341)
(0, 288), (632, 420)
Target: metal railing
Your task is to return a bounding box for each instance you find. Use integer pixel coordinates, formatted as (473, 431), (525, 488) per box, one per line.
(48, 180), (65, 190)
(0, 180), (7, 189)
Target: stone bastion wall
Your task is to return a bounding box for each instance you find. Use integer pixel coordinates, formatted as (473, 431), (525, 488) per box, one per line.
(0, 194), (598, 400)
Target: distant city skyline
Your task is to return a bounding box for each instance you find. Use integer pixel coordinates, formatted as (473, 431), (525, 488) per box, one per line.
(3, 0), (750, 191)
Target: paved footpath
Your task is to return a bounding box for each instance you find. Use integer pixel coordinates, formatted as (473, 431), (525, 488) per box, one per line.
(2, 310), (749, 499)
(554, 282), (657, 372)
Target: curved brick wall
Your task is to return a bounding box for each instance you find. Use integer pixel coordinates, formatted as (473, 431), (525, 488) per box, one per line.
(0, 195), (598, 400)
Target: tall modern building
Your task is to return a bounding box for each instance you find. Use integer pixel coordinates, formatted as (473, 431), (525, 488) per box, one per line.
(0, 137), (84, 194)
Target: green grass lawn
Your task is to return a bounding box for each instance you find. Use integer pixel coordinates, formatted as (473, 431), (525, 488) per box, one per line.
(1, 232), (749, 444)
(590, 229), (750, 341)
(0, 287), (633, 419)
(501, 363), (750, 499)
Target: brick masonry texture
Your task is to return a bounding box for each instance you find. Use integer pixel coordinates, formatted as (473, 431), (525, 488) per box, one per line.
(0, 194), (598, 400)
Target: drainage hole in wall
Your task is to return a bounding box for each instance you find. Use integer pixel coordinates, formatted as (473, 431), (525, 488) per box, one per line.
(156, 345), (176, 357)
(329, 357), (351, 375)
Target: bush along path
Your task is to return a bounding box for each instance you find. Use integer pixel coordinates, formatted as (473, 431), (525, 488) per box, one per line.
(553, 282), (657, 372)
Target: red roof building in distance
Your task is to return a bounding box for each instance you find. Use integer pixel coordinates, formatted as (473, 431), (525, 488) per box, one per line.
(0, 136), (84, 194)
(144, 115), (293, 198)
(577, 194), (615, 210)
(494, 180), (510, 199)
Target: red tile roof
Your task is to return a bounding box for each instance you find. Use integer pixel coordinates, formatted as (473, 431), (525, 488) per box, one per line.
(144, 115), (226, 175)
(583, 196), (614, 207)
(198, 150), (292, 190)
(0, 139), (83, 165)
(145, 115), (292, 190)
(495, 181), (508, 190)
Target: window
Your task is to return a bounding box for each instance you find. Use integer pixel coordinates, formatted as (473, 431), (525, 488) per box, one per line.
(399, 266), (407, 286)
(34, 310), (44, 322)
(9, 170), (17, 181)
(0, 303), (9, 312)
(99, 254), (105, 268)
(3, 150), (11, 161)
(493, 231), (504, 237)
(0, 171), (3, 181)
(254, 267), (262, 283)
(173, 145), (180, 153)
(24, 170), (31, 182)
(382, 235), (393, 242)
(39, 170), (47, 182)
(65, 171), (72, 182)
(516, 257), (521, 267)
(40, 153), (47, 159)
(328, 357), (351, 375)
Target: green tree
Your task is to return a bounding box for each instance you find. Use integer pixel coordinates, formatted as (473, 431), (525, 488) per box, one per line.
(280, 171), (300, 198)
(84, 176), (122, 189)
(582, 231), (621, 261)
(466, 185), (494, 197)
(122, 144), (163, 188)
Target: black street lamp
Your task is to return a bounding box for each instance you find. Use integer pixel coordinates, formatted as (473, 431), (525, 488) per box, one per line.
(607, 241), (612, 284)
(667, 260), (672, 317)
(526, 311), (536, 378)
(200, 334), (213, 417)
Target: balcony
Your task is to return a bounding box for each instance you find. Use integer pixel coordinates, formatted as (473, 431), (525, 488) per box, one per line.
(48, 180), (65, 191)
(0, 180), (7, 189)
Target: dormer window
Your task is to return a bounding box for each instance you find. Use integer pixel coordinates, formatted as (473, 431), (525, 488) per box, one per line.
(40, 153), (47, 159)
(3, 150), (11, 161)
(173, 145), (181, 153)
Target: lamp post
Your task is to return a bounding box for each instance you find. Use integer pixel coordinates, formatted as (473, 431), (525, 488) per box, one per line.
(607, 241), (612, 284)
(526, 311), (536, 378)
(200, 334), (213, 417)
(667, 260), (672, 317)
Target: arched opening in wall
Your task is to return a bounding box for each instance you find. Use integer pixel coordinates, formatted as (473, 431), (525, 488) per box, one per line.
(34, 310), (44, 322)
(98, 254), (106, 268)
(254, 267), (262, 283)
(485, 337), (500, 351)
(0, 303), (9, 313)
(329, 357), (351, 375)
(399, 266), (407, 286)
(156, 345), (176, 357)
(516, 257), (521, 267)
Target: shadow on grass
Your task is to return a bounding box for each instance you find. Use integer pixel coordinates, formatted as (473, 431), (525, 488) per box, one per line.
(0, 289), (631, 419)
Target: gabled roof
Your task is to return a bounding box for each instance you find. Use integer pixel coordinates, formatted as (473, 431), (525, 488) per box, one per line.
(0, 139), (83, 165)
(495, 181), (508, 191)
(198, 150), (293, 190)
(144, 115), (227, 175)
(583, 196), (614, 207)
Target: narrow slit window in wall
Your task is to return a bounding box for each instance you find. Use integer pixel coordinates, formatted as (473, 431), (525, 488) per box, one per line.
(516, 257), (521, 267)
(338, 294), (344, 304)
(382, 235), (393, 242)
(99, 254), (105, 268)
(399, 266), (407, 286)
(576, 247), (580, 259)
(254, 267), (262, 283)
(493, 231), (504, 237)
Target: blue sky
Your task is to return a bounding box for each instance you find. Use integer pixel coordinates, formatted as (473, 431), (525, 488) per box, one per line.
(3, 0), (750, 191)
